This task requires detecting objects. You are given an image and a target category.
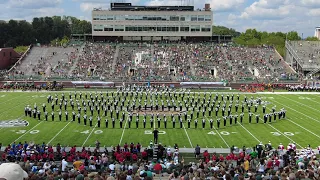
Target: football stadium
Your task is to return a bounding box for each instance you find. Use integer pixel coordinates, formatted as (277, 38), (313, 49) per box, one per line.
(0, 1), (320, 180)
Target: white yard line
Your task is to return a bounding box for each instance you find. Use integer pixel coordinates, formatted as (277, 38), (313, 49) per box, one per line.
(270, 99), (320, 124)
(205, 116), (229, 148)
(47, 121), (72, 145)
(13, 121), (43, 142)
(267, 124), (303, 148)
(0, 93), (24, 105)
(263, 106), (320, 143)
(265, 105), (320, 140)
(119, 118), (128, 145)
(82, 123), (98, 147)
(277, 94), (320, 113)
(238, 123), (261, 143)
(287, 120), (320, 139)
(182, 122), (194, 148)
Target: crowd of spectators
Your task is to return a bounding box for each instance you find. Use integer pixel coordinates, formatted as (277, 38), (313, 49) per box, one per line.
(5, 42), (297, 83)
(71, 43), (116, 80)
(1, 140), (319, 180)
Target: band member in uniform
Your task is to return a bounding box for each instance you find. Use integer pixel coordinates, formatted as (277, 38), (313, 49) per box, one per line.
(89, 116), (93, 127)
(269, 113), (273, 123)
(217, 118), (221, 129)
(202, 119), (206, 129)
(249, 112), (252, 124)
(172, 117), (176, 128)
(187, 119), (191, 129)
(209, 119), (213, 129)
(194, 119), (198, 129)
(179, 118), (183, 129)
(234, 114), (238, 124)
(240, 113), (244, 123)
(77, 113), (81, 124)
(65, 111), (68, 121)
(83, 114), (87, 126)
(223, 116), (227, 126)
(255, 114), (259, 123)
(44, 111), (48, 121)
(229, 115), (233, 125)
(112, 118), (115, 128)
(135, 117), (139, 128)
(143, 118), (146, 128)
(97, 116), (101, 128)
(157, 118), (161, 128)
(59, 111), (62, 121)
(105, 118), (109, 128)
(37, 110), (41, 120)
(42, 103), (46, 112)
(128, 118), (132, 128)
(264, 114), (267, 123)
(119, 118), (123, 128)
(150, 118), (154, 129)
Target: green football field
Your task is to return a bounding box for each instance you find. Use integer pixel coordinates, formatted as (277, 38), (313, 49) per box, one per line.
(0, 90), (319, 149)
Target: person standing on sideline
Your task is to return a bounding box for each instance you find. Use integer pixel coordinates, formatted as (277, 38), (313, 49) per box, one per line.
(153, 128), (159, 144)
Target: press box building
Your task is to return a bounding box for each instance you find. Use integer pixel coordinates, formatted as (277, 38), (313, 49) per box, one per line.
(91, 3), (213, 42)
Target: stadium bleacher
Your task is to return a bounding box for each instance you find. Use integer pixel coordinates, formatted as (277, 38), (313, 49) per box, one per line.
(287, 41), (320, 70)
(6, 43), (297, 83)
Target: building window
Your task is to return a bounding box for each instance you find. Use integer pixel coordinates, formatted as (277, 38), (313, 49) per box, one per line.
(201, 25), (211, 32)
(166, 26), (179, 31)
(180, 26), (189, 32)
(100, 15), (106, 20)
(191, 15), (197, 21)
(115, 15), (125, 20)
(205, 15), (211, 21)
(93, 15), (100, 20)
(190, 25), (200, 32)
(198, 15), (204, 21)
(160, 15), (168, 21)
(104, 25), (113, 31)
(115, 25), (124, 31)
(170, 16), (179, 21)
(107, 15), (114, 20)
(93, 24), (104, 31)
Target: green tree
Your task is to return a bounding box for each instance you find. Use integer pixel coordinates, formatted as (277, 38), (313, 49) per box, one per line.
(305, 36), (319, 41)
(233, 29), (301, 57)
(212, 26), (240, 37)
(286, 31), (301, 41)
(0, 16), (90, 48)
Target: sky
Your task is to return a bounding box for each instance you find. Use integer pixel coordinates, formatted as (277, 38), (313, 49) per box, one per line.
(0, 0), (319, 37)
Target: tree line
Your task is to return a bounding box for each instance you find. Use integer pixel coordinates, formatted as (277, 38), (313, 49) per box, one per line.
(0, 16), (91, 48)
(212, 26), (318, 57)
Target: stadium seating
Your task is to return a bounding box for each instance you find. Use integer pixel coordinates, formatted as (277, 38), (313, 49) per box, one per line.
(10, 46), (78, 80)
(7, 43), (296, 82)
(287, 41), (320, 70)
